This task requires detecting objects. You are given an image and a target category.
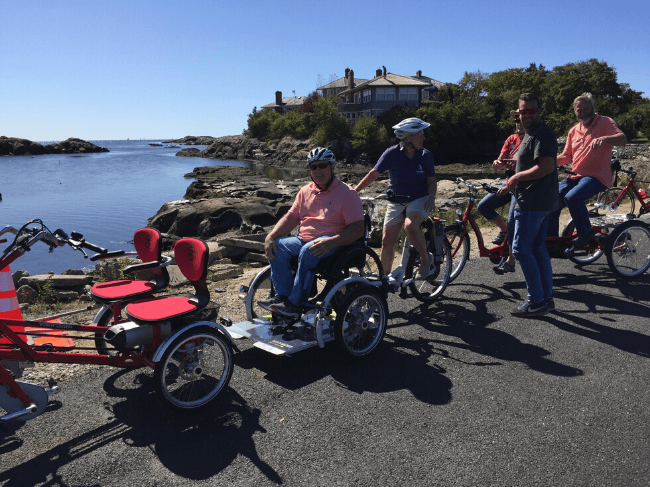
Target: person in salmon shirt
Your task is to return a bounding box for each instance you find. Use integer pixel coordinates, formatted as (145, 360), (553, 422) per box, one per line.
(258, 147), (364, 318)
(547, 92), (627, 247)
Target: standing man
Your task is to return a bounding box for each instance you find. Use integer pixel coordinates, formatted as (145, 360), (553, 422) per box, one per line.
(259, 147), (364, 318)
(498, 93), (559, 317)
(548, 92), (627, 246)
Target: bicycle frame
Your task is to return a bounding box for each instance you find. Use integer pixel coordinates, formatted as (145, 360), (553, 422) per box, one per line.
(450, 180), (509, 262)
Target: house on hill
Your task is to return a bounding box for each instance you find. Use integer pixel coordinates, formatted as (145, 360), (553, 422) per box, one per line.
(336, 67), (445, 122)
(261, 91), (308, 114)
(317, 68), (369, 98)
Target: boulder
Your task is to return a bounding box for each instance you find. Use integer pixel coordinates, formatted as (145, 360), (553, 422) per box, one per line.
(16, 285), (38, 304)
(18, 274), (94, 288)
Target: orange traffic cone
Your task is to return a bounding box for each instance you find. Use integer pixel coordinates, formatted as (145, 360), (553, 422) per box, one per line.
(0, 264), (23, 320)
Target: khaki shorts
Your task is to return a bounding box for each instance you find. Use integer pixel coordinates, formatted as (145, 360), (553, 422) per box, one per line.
(383, 195), (429, 228)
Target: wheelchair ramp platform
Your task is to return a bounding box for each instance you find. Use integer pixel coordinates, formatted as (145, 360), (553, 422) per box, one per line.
(226, 316), (334, 355)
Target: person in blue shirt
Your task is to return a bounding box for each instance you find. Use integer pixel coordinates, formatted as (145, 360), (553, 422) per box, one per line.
(354, 118), (437, 278)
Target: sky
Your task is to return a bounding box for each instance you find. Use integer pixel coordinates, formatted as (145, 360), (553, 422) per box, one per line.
(2, 0), (649, 142)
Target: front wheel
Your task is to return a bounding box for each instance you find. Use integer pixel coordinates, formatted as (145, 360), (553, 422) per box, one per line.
(406, 236), (452, 302)
(605, 221), (650, 278)
(598, 187), (636, 215)
(245, 265), (274, 320)
(334, 285), (387, 358)
(444, 223), (470, 282)
(154, 326), (233, 411)
(561, 220), (603, 265)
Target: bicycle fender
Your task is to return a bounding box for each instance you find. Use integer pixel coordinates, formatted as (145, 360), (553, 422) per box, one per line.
(93, 305), (112, 324)
(152, 321), (237, 363)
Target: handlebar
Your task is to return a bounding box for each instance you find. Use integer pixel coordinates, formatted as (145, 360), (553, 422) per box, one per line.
(455, 177), (505, 195)
(0, 219), (115, 264)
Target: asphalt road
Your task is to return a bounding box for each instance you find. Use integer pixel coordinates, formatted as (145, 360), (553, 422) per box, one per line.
(2, 257), (649, 486)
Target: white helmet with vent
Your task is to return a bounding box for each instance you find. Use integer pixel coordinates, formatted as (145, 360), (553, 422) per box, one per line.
(392, 118), (430, 140)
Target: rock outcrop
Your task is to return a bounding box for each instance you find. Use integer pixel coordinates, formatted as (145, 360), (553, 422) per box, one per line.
(176, 135), (357, 167)
(0, 137), (109, 156)
(163, 135), (219, 145)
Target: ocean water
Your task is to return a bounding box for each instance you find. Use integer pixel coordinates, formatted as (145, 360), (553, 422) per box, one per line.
(0, 140), (247, 275)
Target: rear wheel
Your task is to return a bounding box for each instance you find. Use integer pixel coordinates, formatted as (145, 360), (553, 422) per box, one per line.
(561, 220), (603, 265)
(605, 221), (650, 278)
(334, 285), (387, 358)
(598, 187), (635, 215)
(406, 236), (452, 302)
(154, 326), (233, 411)
(444, 223), (470, 282)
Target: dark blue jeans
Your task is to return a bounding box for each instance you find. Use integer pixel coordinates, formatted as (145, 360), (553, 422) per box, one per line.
(477, 190), (516, 246)
(512, 210), (553, 303)
(547, 176), (606, 236)
(269, 235), (338, 306)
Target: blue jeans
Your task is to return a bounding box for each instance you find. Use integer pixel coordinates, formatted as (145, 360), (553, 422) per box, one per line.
(477, 190), (516, 246)
(547, 176), (606, 236)
(269, 235), (338, 306)
(512, 210), (553, 303)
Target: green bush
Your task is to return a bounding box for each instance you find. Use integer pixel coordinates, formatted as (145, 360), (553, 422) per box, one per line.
(351, 116), (391, 152)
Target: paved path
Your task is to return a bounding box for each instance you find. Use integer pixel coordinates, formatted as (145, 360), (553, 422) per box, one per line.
(2, 257), (649, 486)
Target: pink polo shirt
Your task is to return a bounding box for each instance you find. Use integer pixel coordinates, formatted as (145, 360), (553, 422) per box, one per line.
(500, 133), (524, 160)
(286, 177), (364, 242)
(557, 114), (622, 188)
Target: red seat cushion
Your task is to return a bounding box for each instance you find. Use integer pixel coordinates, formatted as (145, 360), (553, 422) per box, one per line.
(126, 296), (198, 322)
(91, 280), (156, 300)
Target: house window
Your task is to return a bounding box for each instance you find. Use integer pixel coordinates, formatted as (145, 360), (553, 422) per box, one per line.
(355, 92), (361, 104)
(363, 90), (371, 103)
(376, 88), (395, 102)
(399, 88), (418, 101)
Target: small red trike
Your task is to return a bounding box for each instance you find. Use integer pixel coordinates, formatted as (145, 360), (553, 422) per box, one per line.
(0, 219), (235, 425)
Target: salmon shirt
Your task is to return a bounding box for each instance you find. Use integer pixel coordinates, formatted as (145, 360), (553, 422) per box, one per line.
(557, 114), (622, 188)
(286, 177), (364, 242)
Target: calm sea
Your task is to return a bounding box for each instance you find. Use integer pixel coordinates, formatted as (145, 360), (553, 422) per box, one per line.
(0, 140), (247, 275)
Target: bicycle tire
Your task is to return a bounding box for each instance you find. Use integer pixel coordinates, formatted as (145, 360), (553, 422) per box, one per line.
(597, 187), (636, 215)
(560, 220), (603, 265)
(605, 220), (650, 278)
(444, 223), (470, 283)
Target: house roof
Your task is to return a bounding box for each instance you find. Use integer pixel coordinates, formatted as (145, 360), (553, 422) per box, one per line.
(338, 73), (444, 95)
(317, 76), (369, 91)
(261, 96), (308, 109)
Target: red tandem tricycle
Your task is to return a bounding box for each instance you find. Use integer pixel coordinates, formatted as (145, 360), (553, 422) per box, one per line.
(0, 219), (235, 425)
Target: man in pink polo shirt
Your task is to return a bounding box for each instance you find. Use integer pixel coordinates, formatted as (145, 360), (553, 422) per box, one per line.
(548, 92), (627, 247)
(259, 147), (364, 318)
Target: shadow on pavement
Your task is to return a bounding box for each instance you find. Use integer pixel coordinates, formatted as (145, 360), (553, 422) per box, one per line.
(0, 370), (281, 485)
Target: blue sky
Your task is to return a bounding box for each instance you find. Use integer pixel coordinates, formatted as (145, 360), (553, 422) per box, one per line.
(2, 0), (648, 142)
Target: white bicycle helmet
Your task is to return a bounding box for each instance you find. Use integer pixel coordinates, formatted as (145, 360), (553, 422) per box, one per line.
(307, 147), (336, 165)
(392, 118), (430, 140)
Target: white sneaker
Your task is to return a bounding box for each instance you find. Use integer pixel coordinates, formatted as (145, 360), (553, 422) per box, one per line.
(418, 252), (436, 279)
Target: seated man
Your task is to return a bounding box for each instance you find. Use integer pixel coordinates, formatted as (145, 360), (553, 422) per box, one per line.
(548, 92), (627, 247)
(259, 147), (365, 318)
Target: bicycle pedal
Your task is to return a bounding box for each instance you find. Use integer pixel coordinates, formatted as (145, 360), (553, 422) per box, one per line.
(399, 288), (409, 299)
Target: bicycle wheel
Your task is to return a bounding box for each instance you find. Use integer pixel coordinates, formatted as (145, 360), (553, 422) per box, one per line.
(334, 285), (387, 358)
(154, 326), (233, 411)
(245, 265), (275, 320)
(405, 236), (452, 302)
(444, 223), (470, 282)
(605, 221), (650, 278)
(598, 187), (635, 215)
(560, 220), (603, 265)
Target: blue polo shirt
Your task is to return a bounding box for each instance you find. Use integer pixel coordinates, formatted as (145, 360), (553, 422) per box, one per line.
(374, 145), (436, 201)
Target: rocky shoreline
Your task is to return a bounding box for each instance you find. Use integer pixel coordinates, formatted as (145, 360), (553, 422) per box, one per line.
(0, 137), (109, 156)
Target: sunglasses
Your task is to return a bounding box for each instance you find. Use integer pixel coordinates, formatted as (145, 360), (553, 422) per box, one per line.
(309, 162), (331, 170)
(518, 108), (539, 115)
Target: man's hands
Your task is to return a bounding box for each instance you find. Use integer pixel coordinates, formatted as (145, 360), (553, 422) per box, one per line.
(310, 236), (336, 258)
(590, 137), (604, 151)
(264, 236), (277, 260)
(494, 159), (516, 171)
